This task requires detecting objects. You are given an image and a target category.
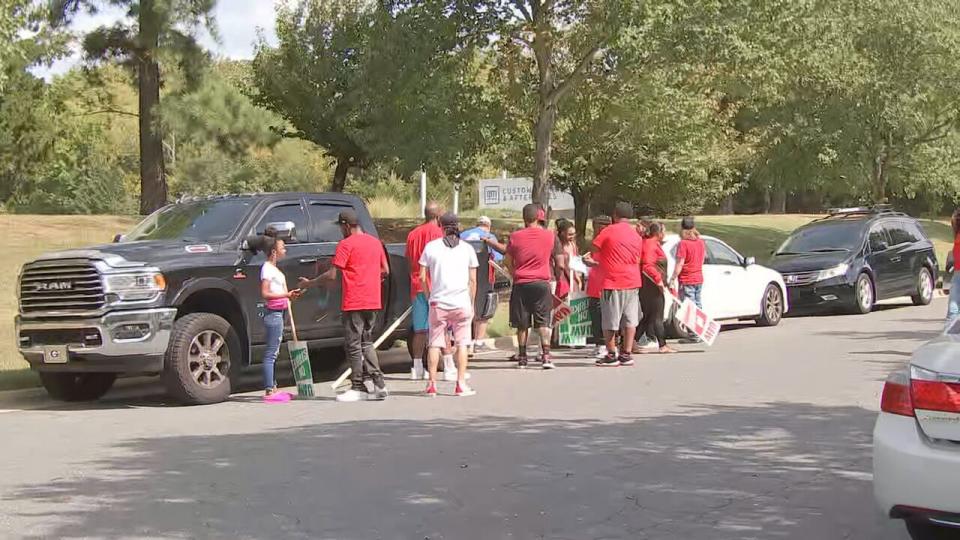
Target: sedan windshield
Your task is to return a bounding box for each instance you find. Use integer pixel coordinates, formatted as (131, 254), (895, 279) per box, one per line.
(776, 222), (865, 255)
(124, 199), (253, 242)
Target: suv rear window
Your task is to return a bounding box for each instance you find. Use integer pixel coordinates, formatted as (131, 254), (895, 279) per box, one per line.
(776, 221), (866, 255)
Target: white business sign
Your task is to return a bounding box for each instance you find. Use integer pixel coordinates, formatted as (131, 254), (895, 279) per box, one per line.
(479, 177), (575, 211)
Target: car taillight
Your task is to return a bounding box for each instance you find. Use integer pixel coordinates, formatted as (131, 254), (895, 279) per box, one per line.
(910, 366), (960, 413)
(880, 370), (914, 417)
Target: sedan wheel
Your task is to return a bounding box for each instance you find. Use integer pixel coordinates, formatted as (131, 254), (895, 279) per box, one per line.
(756, 284), (783, 327)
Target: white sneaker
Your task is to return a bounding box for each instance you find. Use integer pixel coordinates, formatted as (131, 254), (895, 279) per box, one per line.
(411, 361), (425, 381)
(594, 346), (607, 359)
(335, 389), (368, 402)
(371, 386), (389, 401)
(455, 382), (476, 397)
(443, 369), (471, 382)
(636, 335), (651, 348)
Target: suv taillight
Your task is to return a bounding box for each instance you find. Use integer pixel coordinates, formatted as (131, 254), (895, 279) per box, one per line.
(910, 366), (960, 414)
(880, 370), (914, 417)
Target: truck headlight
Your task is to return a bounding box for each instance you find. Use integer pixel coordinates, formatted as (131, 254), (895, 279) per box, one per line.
(104, 272), (167, 302)
(815, 263), (849, 282)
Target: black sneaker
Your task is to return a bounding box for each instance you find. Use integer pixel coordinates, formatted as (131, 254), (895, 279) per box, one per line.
(517, 356), (528, 369)
(618, 354), (635, 367)
(595, 353), (619, 367)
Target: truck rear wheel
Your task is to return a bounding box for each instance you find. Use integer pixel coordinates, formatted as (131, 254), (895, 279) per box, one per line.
(39, 372), (116, 402)
(163, 313), (239, 405)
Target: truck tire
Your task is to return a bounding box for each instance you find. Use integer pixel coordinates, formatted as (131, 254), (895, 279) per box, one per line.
(163, 313), (240, 405)
(39, 372), (116, 402)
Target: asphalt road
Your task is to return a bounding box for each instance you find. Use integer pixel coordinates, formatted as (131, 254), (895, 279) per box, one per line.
(0, 298), (948, 540)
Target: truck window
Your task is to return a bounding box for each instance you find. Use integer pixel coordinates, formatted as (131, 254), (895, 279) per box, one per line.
(307, 202), (353, 243)
(256, 203), (308, 243)
(125, 199), (254, 242)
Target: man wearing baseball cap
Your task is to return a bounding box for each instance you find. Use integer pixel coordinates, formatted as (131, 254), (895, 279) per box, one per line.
(299, 209), (390, 402)
(461, 216), (503, 348)
(420, 213), (479, 397)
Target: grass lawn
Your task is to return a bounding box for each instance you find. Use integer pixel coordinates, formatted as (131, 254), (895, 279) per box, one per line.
(0, 212), (950, 391)
(0, 215), (138, 387)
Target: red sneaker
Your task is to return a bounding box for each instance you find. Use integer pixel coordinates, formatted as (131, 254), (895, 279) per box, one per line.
(424, 381), (438, 397)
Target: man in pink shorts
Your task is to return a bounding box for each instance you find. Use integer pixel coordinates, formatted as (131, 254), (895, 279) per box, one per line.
(419, 213), (479, 397)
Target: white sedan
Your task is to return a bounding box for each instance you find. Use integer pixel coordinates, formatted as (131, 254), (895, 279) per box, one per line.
(874, 328), (960, 539)
(661, 234), (789, 332)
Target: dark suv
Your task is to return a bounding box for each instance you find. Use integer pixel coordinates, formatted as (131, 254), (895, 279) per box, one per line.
(769, 207), (937, 314)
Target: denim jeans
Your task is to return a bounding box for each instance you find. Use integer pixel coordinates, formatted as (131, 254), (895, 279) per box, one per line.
(680, 284), (703, 309)
(947, 274), (960, 331)
(262, 310), (285, 390)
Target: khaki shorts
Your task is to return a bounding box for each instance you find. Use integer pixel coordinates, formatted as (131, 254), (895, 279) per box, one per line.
(601, 288), (641, 331)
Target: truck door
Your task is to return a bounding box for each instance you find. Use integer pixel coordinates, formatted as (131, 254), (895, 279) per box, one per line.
(303, 199), (358, 339)
(244, 199), (319, 343)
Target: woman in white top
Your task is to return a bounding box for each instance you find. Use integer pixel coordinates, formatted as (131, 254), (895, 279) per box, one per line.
(260, 237), (301, 401)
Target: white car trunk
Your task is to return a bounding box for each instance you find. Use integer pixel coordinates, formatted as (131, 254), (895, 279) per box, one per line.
(910, 337), (960, 442)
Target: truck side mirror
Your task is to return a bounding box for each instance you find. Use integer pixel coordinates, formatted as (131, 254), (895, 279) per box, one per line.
(264, 221), (296, 242)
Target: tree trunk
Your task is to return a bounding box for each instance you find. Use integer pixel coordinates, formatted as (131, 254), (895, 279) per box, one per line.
(532, 103), (557, 206)
(772, 188), (787, 214)
(137, 1), (166, 215)
(571, 182), (590, 247)
(872, 152), (887, 203)
(762, 187), (772, 214)
(331, 158), (349, 192)
(720, 194), (734, 215)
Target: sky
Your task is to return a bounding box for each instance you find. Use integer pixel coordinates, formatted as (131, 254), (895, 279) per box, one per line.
(33, 1), (281, 80)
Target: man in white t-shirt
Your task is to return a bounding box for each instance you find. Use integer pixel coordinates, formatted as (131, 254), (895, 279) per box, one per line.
(419, 213), (479, 397)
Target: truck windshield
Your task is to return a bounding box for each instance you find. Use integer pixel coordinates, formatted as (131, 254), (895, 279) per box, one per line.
(123, 199), (253, 242)
(776, 222), (865, 255)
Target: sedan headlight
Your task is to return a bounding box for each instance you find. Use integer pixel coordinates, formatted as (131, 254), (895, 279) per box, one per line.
(104, 272), (167, 302)
(815, 263), (849, 282)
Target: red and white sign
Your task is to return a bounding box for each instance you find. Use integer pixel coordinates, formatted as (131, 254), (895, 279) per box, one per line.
(673, 296), (721, 346)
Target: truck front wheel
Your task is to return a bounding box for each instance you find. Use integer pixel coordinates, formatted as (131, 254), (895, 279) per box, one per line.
(39, 372), (116, 402)
(163, 313), (239, 405)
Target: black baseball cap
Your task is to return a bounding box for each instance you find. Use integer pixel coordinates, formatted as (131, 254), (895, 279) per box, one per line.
(440, 212), (460, 227)
(681, 216), (696, 230)
(336, 209), (359, 226)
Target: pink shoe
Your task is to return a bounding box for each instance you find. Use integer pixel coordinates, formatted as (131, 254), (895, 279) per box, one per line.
(264, 391), (293, 403)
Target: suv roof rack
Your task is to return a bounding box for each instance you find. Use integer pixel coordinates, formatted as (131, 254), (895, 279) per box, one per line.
(816, 205), (907, 222)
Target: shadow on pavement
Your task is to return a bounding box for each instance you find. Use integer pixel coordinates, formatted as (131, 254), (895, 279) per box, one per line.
(4, 403), (901, 540)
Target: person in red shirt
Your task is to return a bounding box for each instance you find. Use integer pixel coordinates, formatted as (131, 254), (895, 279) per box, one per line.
(947, 208), (960, 327)
(670, 216), (706, 309)
(583, 214), (611, 359)
(638, 222), (675, 353)
(300, 210), (390, 402)
(505, 203), (562, 369)
(670, 216), (707, 343)
(405, 201), (443, 380)
(591, 201), (645, 367)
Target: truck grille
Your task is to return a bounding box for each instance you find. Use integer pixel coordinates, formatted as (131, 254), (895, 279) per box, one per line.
(783, 271), (819, 287)
(19, 260), (105, 314)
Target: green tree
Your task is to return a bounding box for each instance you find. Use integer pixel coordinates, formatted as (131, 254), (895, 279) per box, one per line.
(51, 0), (218, 214)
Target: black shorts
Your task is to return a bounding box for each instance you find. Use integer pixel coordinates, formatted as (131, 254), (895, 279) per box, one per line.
(509, 281), (551, 329)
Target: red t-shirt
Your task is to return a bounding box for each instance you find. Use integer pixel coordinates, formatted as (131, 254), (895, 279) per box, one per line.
(586, 264), (605, 299)
(506, 226), (558, 284)
(676, 237), (706, 285)
(953, 232), (960, 270)
(333, 232), (387, 311)
(405, 221), (442, 297)
(641, 237), (666, 286)
(592, 221), (643, 290)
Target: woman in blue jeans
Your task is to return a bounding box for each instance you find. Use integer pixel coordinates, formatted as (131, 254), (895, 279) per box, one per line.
(259, 236), (301, 401)
(947, 209), (960, 330)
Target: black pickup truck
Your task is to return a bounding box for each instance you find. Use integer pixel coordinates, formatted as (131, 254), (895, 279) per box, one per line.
(15, 193), (412, 405)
